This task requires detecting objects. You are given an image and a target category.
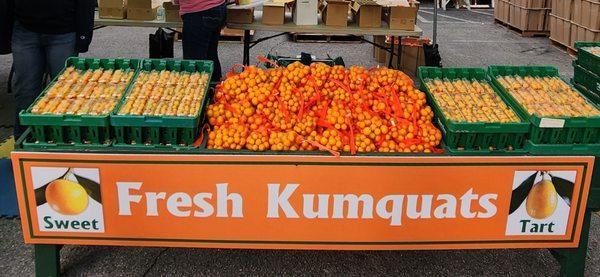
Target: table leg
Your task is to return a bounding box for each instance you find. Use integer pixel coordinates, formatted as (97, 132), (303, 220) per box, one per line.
(397, 36), (403, 70)
(549, 208), (592, 277)
(387, 36), (395, 68)
(243, 30), (251, 66)
(35, 244), (61, 277)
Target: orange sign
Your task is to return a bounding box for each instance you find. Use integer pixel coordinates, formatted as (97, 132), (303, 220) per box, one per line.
(11, 152), (594, 250)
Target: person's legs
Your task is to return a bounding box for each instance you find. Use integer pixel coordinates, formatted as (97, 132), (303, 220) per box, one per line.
(208, 3), (226, 81)
(207, 28), (222, 81)
(182, 12), (211, 60)
(11, 22), (45, 138)
(42, 32), (76, 79)
(182, 3), (226, 81)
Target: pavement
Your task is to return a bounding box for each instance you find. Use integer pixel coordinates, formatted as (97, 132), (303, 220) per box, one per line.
(1, 3), (599, 276)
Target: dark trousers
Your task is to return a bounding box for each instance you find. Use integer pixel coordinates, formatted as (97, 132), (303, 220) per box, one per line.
(182, 2), (226, 82)
(11, 21), (76, 138)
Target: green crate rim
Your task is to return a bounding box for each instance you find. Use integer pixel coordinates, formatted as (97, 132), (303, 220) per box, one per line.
(19, 57), (141, 127)
(573, 61), (600, 94)
(574, 41), (600, 74)
(110, 59), (214, 128)
(488, 65), (600, 128)
(524, 140), (600, 155)
(418, 66), (529, 133)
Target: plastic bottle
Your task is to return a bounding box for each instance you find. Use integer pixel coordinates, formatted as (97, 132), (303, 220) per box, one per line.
(157, 6), (165, 21)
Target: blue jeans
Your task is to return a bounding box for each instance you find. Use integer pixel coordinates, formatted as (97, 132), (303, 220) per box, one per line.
(12, 21), (77, 138)
(182, 2), (227, 81)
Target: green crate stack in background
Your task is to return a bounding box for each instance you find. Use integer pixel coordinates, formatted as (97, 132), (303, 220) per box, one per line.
(572, 42), (600, 103)
(489, 65), (600, 154)
(418, 67), (529, 154)
(111, 59), (213, 149)
(574, 42), (600, 75)
(19, 57), (140, 148)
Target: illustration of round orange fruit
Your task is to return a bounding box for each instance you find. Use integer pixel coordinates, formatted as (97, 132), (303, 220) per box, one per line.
(45, 179), (89, 215)
(525, 174), (558, 219)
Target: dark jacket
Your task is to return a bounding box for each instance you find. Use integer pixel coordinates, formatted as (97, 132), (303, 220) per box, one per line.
(0, 0), (14, 54)
(14, 0), (95, 53)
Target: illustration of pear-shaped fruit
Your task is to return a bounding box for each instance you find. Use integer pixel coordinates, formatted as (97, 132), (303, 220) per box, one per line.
(525, 172), (558, 219)
(45, 170), (89, 215)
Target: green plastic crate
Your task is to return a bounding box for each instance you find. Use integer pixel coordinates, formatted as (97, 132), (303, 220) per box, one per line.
(573, 61), (600, 95)
(110, 59), (213, 148)
(575, 41), (600, 75)
(19, 57), (140, 146)
(572, 82), (600, 105)
(418, 67), (529, 152)
(489, 65), (600, 148)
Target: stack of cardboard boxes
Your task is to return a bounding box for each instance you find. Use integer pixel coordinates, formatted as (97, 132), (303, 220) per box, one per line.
(98, 0), (168, 21)
(550, 0), (599, 49)
(230, 0), (418, 30)
(494, 0), (551, 34)
(163, 2), (182, 22)
(99, 0), (128, 19)
(127, 0), (162, 20)
(372, 36), (428, 77)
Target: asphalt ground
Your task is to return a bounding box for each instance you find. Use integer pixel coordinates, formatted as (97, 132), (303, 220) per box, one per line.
(1, 4), (599, 276)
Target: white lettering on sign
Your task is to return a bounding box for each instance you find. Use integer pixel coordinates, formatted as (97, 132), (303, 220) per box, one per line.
(116, 183), (499, 226)
(116, 182), (243, 218)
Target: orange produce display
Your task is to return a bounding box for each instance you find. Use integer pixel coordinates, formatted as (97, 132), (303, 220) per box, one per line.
(206, 62), (443, 154)
(31, 66), (135, 115)
(496, 76), (600, 117)
(582, 46), (600, 57)
(117, 70), (210, 117)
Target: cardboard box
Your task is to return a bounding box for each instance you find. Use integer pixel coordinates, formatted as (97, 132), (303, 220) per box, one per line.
(98, 0), (127, 19)
(400, 43), (426, 77)
(373, 35), (387, 63)
(163, 2), (182, 22)
(227, 7), (255, 24)
(386, 6), (417, 30)
(322, 0), (350, 27)
(128, 0), (161, 8)
(380, 38), (427, 75)
(262, 2), (285, 25)
(127, 7), (158, 20)
(127, 0), (161, 20)
(99, 7), (128, 19)
(582, 0), (600, 30)
(293, 0), (318, 25)
(352, 1), (382, 28)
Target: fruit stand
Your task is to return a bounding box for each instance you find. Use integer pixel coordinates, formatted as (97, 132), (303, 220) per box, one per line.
(10, 53), (600, 277)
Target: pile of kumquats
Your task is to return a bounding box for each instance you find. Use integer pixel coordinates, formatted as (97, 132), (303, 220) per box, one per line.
(206, 62), (443, 155)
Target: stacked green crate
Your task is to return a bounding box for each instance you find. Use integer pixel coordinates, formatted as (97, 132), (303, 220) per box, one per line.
(418, 67), (529, 154)
(19, 57), (140, 148)
(489, 65), (600, 154)
(572, 42), (600, 102)
(111, 59), (213, 149)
